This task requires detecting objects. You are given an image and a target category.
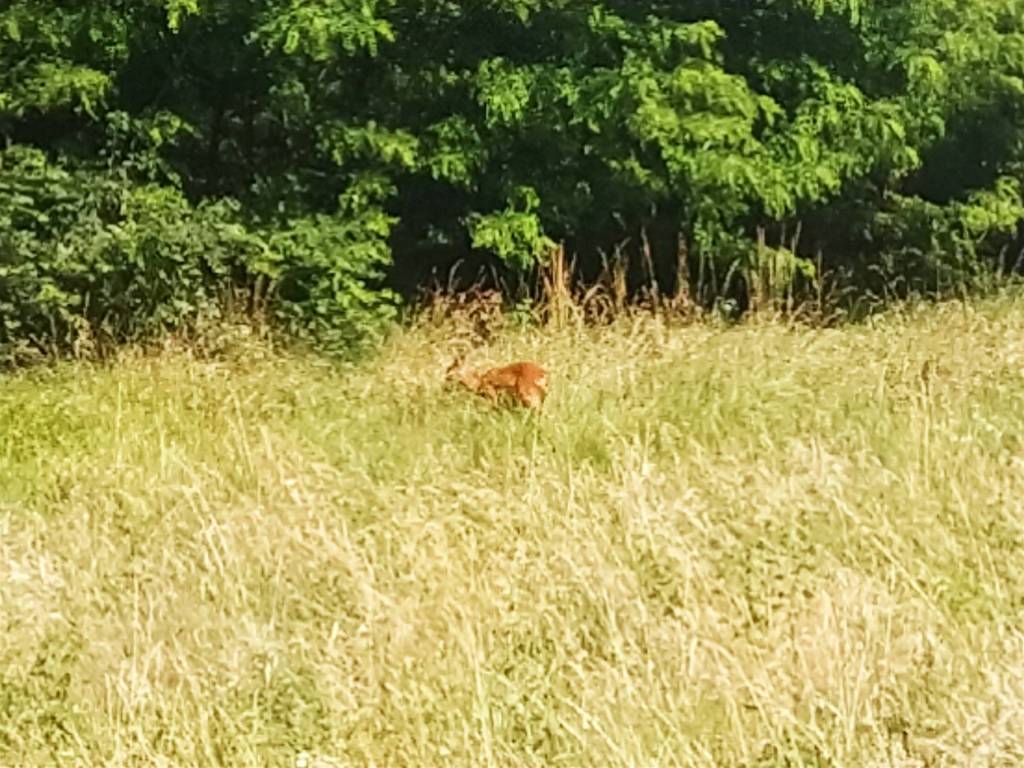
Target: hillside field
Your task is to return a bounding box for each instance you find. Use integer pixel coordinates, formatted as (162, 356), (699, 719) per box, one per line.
(3, 297), (1024, 767)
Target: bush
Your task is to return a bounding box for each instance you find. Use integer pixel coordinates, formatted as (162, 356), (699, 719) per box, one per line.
(0, 147), (397, 365)
(5, 0), (1024, 348)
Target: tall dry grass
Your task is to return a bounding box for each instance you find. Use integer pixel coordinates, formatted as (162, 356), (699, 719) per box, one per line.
(2, 295), (1024, 767)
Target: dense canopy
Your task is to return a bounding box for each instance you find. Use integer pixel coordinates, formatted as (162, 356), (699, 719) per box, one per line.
(3, 0), (1024, 359)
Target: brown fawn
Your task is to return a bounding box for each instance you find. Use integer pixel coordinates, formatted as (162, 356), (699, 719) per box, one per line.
(446, 357), (549, 409)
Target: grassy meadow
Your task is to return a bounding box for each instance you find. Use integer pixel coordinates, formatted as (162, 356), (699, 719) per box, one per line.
(2, 296), (1024, 767)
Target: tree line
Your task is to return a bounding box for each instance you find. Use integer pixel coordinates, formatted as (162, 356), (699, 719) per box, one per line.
(3, 0), (1024, 362)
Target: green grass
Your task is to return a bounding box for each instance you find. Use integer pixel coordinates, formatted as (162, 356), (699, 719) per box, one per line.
(3, 297), (1024, 767)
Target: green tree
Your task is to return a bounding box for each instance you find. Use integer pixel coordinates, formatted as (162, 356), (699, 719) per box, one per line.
(4, 0), (1024, 362)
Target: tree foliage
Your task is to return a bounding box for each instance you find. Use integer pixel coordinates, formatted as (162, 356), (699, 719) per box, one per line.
(3, 0), (1024, 358)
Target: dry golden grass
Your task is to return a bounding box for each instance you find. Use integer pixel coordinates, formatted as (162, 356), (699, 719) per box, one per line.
(2, 296), (1024, 767)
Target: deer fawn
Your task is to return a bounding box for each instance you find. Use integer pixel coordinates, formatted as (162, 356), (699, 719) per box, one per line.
(446, 357), (549, 409)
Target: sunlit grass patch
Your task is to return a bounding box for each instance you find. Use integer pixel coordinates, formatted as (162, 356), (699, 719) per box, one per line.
(2, 295), (1024, 766)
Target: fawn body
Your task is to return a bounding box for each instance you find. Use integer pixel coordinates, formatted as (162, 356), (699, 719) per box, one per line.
(447, 359), (548, 409)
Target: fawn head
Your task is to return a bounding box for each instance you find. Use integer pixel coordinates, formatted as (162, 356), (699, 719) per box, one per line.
(445, 355), (481, 391)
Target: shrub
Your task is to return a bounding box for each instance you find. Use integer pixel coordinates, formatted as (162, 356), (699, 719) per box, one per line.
(0, 147), (397, 365)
